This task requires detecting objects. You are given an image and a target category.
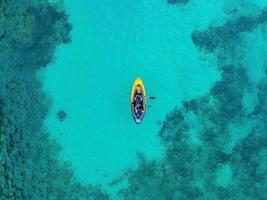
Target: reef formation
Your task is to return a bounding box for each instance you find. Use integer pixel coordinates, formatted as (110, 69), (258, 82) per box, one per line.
(192, 8), (267, 52)
(112, 3), (267, 200)
(0, 1), (109, 199)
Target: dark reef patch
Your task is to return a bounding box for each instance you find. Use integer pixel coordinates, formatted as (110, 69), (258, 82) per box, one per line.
(192, 9), (267, 52)
(0, 1), (109, 199)
(0, 1), (72, 69)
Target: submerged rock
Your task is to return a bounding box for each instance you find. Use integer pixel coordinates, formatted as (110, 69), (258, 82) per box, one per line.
(57, 110), (67, 122)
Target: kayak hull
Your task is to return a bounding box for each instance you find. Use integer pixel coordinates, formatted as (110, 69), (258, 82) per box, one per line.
(130, 77), (146, 124)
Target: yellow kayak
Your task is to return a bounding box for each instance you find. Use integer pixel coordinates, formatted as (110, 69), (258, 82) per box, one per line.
(130, 77), (146, 124)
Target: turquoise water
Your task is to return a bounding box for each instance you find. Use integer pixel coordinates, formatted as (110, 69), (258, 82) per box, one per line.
(44, 0), (219, 192)
(1, 0), (267, 199)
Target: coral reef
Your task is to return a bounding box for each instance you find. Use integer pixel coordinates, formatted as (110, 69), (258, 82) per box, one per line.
(0, 1), (109, 199)
(114, 4), (267, 200)
(0, 0), (72, 69)
(191, 8), (267, 52)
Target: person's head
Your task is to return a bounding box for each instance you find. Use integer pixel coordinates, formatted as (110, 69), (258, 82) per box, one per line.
(136, 95), (142, 103)
(136, 85), (141, 94)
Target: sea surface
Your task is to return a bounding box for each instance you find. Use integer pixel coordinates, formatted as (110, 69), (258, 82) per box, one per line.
(44, 0), (219, 191)
(35, 0), (267, 199)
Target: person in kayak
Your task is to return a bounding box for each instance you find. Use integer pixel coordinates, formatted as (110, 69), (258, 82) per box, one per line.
(135, 85), (143, 103)
(134, 85), (144, 115)
(135, 105), (144, 116)
(135, 94), (143, 104)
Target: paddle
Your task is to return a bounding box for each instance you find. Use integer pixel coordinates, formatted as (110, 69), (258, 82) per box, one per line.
(148, 96), (156, 100)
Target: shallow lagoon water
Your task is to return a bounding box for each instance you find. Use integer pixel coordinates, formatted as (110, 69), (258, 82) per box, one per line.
(44, 0), (220, 189)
